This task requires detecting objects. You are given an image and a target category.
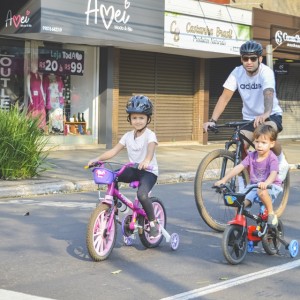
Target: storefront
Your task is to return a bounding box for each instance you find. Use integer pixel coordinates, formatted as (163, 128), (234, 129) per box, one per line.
(1, 0), (251, 147)
(253, 8), (300, 138)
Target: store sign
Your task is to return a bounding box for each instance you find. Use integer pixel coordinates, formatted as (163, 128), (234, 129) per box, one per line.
(274, 63), (289, 75)
(271, 26), (300, 52)
(38, 48), (84, 76)
(164, 13), (250, 55)
(0, 1), (39, 34)
(0, 52), (24, 109)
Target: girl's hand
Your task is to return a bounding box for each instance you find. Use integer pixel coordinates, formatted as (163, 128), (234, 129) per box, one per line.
(139, 160), (150, 170)
(88, 158), (98, 167)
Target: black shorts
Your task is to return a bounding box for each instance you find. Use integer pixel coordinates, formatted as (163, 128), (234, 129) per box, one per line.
(242, 114), (283, 133)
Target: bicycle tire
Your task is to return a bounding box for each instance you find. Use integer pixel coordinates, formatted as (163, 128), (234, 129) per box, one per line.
(86, 203), (117, 261)
(222, 224), (247, 265)
(194, 149), (249, 232)
(138, 197), (166, 248)
(273, 170), (290, 218)
(262, 219), (284, 255)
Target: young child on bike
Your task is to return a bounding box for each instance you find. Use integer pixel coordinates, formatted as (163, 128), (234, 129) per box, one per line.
(214, 124), (283, 227)
(88, 95), (160, 239)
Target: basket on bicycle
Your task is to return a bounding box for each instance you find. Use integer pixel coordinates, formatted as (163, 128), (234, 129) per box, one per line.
(92, 167), (116, 184)
(223, 193), (245, 207)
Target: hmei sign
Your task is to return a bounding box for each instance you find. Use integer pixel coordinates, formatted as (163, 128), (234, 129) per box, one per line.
(38, 48), (84, 76)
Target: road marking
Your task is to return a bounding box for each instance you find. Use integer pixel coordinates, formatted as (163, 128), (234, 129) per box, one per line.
(0, 199), (96, 209)
(0, 289), (56, 300)
(160, 259), (300, 300)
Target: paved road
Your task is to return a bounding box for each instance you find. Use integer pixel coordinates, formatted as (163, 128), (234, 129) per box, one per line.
(1, 173), (300, 300)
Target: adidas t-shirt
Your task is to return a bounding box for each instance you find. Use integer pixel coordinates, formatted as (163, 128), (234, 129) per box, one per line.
(223, 63), (282, 120)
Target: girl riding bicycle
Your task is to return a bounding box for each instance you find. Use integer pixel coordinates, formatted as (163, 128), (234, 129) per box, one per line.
(214, 124), (283, 227)
(88, 95), (160, 239)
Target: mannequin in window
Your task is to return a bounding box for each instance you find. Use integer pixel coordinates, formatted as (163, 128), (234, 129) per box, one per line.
(27, 62), (46, 128)
(44, 74), (64, 133)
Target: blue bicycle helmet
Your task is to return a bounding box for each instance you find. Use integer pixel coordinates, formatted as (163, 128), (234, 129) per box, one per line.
(240, 40), (263, 56)
(126, 95), (153, 116)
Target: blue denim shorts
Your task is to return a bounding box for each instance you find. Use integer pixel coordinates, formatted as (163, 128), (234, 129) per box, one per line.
(242, 114), (283, 133)
(244, 184), (283, 205)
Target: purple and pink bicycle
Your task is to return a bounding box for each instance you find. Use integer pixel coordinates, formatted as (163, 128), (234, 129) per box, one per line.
(85, 161), (180, 261)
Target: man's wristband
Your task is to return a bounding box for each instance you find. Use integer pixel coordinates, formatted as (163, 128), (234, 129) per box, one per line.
(209, 118), (217, 123)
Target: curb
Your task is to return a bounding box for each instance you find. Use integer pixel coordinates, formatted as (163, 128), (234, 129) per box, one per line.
(0, 172), (196, 199)
(0, 165), (298, 200)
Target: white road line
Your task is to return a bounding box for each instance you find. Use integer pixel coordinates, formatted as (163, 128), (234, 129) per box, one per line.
(160, 259), (300, 300)
(0, 199), (95, 209)
(0, 289), (56, 300)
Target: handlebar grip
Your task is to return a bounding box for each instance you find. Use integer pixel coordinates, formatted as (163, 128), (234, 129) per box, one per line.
(208, 125), (219, 133)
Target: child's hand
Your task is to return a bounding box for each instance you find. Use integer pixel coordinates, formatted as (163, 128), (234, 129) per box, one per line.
(258, 182), (268, 190)
(87, 159), (98, 167)
(138, 160), (150, 170)
(214, 179), (225, 186)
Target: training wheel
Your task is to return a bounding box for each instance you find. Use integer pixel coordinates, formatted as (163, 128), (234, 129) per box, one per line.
(288, 240), (299, 258)
(170, 233), (179, 251)
(123, 235), (134, 246)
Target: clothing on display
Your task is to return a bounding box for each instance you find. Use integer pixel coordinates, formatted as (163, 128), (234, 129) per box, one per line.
(43, 74), (65, 133)
(27, 69), (46, 128)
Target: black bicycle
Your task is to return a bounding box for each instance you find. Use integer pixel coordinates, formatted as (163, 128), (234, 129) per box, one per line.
(194, 121), (290, 232)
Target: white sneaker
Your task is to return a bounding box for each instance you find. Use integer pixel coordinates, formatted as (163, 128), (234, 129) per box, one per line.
(278, 158), (289, 182)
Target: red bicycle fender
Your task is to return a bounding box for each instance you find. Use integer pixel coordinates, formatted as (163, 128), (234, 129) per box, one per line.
(228, 214), (246, 227)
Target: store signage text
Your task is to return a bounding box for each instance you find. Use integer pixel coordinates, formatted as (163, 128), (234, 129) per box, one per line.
(275, 30), (300, 49)
(5, 9), (32, 29)
(0, 56), (12, 103)
(166, 14), (249, 55)
(38, 49), (85, 76)
(85, 0), (132, 32)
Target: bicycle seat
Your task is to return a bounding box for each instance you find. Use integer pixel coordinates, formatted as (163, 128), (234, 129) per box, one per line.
(129, 181), (140, 188)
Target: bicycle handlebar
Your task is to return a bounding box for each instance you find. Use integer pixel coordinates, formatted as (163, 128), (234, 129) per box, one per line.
(208, 120), (254, 133)
(85, 161), (153, 175)
(212, 183), (272, 195)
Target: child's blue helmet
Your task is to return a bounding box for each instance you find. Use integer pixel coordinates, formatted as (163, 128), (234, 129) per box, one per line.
(126, 95), (153, 116)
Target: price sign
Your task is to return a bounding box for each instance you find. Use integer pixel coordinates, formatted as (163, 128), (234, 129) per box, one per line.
(38, 48), (84, 76)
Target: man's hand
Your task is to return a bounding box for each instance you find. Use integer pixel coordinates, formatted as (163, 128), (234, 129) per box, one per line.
(203, 121), (216, 133)
(253, 113), (269, 128)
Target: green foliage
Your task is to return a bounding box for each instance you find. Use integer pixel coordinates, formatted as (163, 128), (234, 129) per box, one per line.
(0, 106), (51, 179)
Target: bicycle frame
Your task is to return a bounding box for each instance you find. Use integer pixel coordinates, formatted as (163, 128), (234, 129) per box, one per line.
(100, 178), (147, 234)
(215, 121), (254, 190)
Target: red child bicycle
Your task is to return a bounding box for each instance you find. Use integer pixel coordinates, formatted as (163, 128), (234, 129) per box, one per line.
(85, 161), (180, 261)
(213, 184), (298, 265)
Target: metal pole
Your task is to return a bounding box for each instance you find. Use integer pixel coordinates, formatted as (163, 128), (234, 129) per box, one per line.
(266, 44), (273, 70)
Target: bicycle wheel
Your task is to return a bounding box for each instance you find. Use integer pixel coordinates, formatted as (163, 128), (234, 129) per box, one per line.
(194, 149), (249, 232)
(262, 219), (284, 255)
(138, 197), (166, 248)
(86, 203), (117, 261)
(273, 170), (290, 218)
(222, 224), (247, 265)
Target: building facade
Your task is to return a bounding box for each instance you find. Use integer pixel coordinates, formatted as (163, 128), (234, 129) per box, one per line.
(3, 1), (297, 148)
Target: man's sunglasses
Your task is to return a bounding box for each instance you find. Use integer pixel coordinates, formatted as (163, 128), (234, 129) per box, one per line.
(242, 56), (258, 62)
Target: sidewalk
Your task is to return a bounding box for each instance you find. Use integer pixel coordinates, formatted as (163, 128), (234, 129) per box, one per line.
(0, 139), (299, 199)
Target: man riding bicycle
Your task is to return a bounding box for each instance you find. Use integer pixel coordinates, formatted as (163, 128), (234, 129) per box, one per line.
(203, 40), (289, 182)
